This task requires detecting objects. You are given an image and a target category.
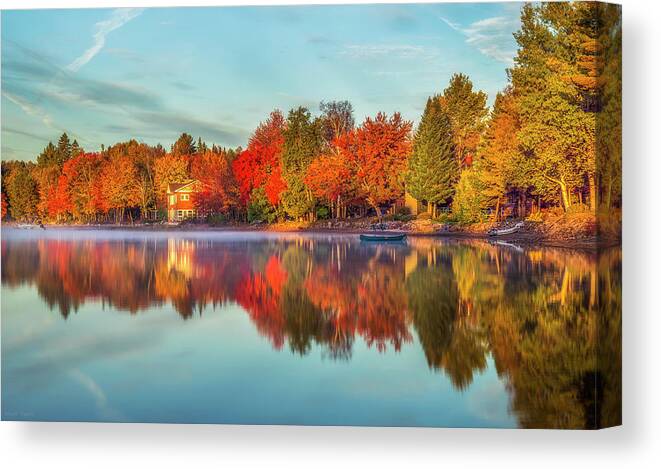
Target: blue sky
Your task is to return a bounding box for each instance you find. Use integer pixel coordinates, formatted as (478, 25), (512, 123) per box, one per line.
(1, 2), (523, 161)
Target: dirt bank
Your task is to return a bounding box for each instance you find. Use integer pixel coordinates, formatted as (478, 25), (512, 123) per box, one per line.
(3, 210), (621, 250)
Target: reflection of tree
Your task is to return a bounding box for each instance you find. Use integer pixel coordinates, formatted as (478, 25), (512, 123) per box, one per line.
(2, 234), (621, 428)
(236, 255), (288, 349)
(356, 252), (410, 352)
(406, 252), (457, 370)
(482, 247), (621, 429)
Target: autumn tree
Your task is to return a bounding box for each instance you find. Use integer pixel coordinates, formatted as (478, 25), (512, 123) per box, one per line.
(510, 3), (599, 211)
(319, 100), (355, 147)
(405, 97), (457, 217)
(172, 132), (196, 157)
(105, 140), (161, 218)
(440, 73), (488, 167)
(33, 134), (76, 219)
(5, 162), (39, 221)
(61, 153), (105, 221)
(47, 173), (72, 221)
(452, 167), (486, 224)
(305, 152), (354, 219)
(337, 112), (412, 219)
(191, 150), (240, 216)
(595, 3), (622, 211)
(100, 155), (142, 222)
(280, 107), (323, 220)
(232, 110), (287, 207)
(474, 88), (523, 219)
(154, 153), (189, 207)
(1, 192), (7, 220)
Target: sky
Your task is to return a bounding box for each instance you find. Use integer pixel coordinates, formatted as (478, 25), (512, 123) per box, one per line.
(1, 2), (523, 161)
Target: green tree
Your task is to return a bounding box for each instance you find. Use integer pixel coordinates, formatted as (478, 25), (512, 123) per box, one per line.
(172, 132), (196, 157)
(280, 107), (322, 220)
(56, 132), (73, 165)
(440, 73), (488, 167)
(405, 97), (457, 217)
(5, 162), (39, 221)
(452, 167), (487, 224)
(510, 2), (604, 211)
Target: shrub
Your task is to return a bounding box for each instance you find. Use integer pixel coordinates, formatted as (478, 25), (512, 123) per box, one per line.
(316, 206), (330, 220)
(526, 211), (543, 222)
(452, 168), (487, 224)
(206, 213), (226, 225)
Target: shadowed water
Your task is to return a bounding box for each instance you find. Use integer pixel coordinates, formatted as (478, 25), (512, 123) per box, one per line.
(1, 229), (621, 428)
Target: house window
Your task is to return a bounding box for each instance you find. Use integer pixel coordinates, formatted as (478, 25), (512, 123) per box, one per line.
(177, 210), (183, 219)
(169, 195), (176, 205)
(180, 194), (190, 201)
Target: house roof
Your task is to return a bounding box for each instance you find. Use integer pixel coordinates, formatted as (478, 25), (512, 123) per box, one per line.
(167, 180), (198, 193)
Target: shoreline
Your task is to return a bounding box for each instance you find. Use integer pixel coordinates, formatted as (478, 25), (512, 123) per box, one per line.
(1, 222), (620, 250)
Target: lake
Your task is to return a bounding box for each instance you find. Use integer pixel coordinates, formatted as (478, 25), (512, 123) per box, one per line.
(1, 229), (621, 428)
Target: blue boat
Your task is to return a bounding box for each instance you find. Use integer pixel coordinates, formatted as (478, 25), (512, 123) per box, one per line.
(359, 233), (407, 242)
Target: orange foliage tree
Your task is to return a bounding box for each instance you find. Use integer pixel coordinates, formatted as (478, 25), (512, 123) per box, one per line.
(336, 112), (412, 218)
(191, 150), (240, 217)
(100, 155), (142, 222)
(304, 153), (354, 219)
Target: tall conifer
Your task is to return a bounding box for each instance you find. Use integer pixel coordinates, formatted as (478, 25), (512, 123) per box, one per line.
(405, 97), (457, 217)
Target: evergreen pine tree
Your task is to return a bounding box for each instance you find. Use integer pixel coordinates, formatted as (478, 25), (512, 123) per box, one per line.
(405, 97), (457, 217)
(280, 107), (322, 220)
(56, 132), (72, 166)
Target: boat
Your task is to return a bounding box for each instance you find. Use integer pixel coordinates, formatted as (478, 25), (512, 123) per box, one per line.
(15, 222), (46, 230)
(488, 221), (525, 237)
(360, 232), (407, 242)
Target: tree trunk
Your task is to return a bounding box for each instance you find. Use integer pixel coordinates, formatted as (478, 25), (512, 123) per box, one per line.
(370, 200), (382, 221)
(605, 174), (613, 209)
(558, 180), (570, 211)
(495, 198), (501, 222)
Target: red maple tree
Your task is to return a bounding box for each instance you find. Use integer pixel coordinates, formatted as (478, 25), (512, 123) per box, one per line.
(232, 110), (286, 205)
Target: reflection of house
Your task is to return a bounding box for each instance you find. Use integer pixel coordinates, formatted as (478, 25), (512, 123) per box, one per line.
(167, 180), (200, 222)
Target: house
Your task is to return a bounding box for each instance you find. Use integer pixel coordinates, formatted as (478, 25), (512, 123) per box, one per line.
(167, 180), (201, 222)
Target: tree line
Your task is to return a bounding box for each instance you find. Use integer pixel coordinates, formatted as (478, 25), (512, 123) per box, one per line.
(1, 2), (621, 225)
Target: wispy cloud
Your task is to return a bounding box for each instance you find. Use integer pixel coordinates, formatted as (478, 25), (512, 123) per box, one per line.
(69, 369), (124, 421)
(2, 126), (52, 142)
(2, 91), (54, 128)
(440, 15), (519, 65)
(133, 111), (249, 146)
(342, 44), (432, 60)
(67, 8), (145, 72)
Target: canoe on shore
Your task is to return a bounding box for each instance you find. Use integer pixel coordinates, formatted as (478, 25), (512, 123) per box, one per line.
(360, 232), (407, 242)
(488, 221), (524, 237)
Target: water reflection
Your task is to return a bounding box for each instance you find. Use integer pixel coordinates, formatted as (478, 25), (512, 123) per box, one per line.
(1, 232), (621, 428)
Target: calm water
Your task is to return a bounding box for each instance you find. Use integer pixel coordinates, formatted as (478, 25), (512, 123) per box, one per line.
(1, 229), (621, 428)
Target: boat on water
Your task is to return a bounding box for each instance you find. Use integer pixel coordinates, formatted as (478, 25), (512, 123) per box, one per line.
(360, 232), (407, 242)
(488, 221), (524, 237)
(14, 222), (46, 230)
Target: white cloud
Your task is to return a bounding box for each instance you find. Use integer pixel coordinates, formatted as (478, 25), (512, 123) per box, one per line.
(2, 91), (54, 128)
(67, 8), (144, 72)
(440, 15), (520, 65)
(342, 44), (434, 60)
